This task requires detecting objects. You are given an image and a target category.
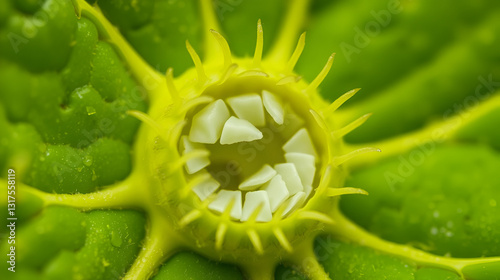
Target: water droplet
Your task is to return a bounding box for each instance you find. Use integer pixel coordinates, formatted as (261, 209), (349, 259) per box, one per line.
(86, 106), (96, 115)
(83, 155), (93, 166)
(433, 210), (440, 218)
(430, 227), (438, 235)
(110, 231), (123, 248)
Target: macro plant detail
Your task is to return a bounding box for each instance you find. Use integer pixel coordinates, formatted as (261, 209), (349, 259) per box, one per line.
(1, 0), (500, 280)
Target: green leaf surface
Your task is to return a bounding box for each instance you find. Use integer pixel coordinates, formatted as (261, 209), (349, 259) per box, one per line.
(1, 0), (499, 279)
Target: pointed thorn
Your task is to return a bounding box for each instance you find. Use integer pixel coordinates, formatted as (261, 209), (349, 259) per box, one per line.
(306, 53), (335, 93)
(215, 223), (227, 250)
(238, 70), (268, 78)
(326, 88), (361, 114)
(126, 110), (166, 140)
(332, 113), (373, 139)
(296, 210), (335, 224)
(166, 67), (180, 101)
(332, 147), (381, 166)
(186, 40), (207, 86)
(180, 96), (215, 115)
(179, 209), (202, 228)
(276, 75), (301, 86)
(218, 63), (238, 85)
(247, 229), (264, 255)
(309, 109), (330, 132)
(172, 149), (210, 174)
(326, 187), (369, 197)
(169, 120), (187, 148)
(186, 172), (212, 191)
(316, 164), (333, 193)
(273, 227), (293, 253)
(210, 29), (232, 68)
(286, 32), (306, 73)
(253, 19), (264, 68)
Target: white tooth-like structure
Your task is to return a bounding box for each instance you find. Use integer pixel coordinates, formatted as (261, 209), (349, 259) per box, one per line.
(182, 93), (321, 222)
(283, 128), (317, 158)
(220, 116), (263, 145)
(281, 191), (307, 218)
(262, 90), (284, 125)
(241, 191), (273, 222)
(192, 173), (220, 201)
(239, 164), (277, 191)
(284, 152), (316, 186)
(181, 136), (210, 174)
(189, 99), (230, 144)
(262, 175), (290, 213)
(227, 93), (266, 127)
(209, 190), (242, 220)
(274, 163), (303, 195)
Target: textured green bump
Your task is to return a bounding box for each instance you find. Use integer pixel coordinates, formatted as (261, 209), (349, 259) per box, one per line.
(25, 138), (132, 194)
(414, 267), (461, 280)
(0, 0), (77, 72)
(91, 42), (141, 102)
(462, 261), (500, 280)
(316, 238), (416, 280)
(1, 206), (86, 270)
(116, 0), (202, 73)
(73, 210), (146, 280)
(153, 252), (244, 280)
(274, 265), (308, 280)
(340, 145), (500, 257)
(61, 18), (99, 93)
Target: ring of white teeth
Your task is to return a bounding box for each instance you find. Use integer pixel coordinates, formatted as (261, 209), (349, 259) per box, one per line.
(180, 90), (318, 223)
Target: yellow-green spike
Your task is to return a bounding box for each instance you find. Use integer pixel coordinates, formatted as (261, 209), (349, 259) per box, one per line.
(166, 67), (180, 101)
(247, 229), (264, 255)
(185, 172), (212, 194)
(285, 32), (306, 73)
(326, 187), (369, 197)
(325, 88), (361, 114)
(277, 75), (301, 86)
(218, 63), (238, 85)
(238, 70), (269, 77)
(186, 40), (207, 86)
(168, 120), (187, 148)
(179, 209), (202, 228)
(332, 147), (380, 166)
(215, 223), (228, 250)
(171, 150), (210, 173)
(306, 53), (335, 93)
(126, 110), (166, 140)
(253, 19), (264, 68)
(210, 29), (232, 69)
(180, 96), (214, 115)
(332, 113), (373, 138)
(247, 203), (265, 224)
(309, 109), (330, 132)
(296, 210), (335, 224)
(273, 227), (293, 253)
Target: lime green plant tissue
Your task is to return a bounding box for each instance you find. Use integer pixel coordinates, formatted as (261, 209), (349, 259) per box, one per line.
(1, 0), (500, 279)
